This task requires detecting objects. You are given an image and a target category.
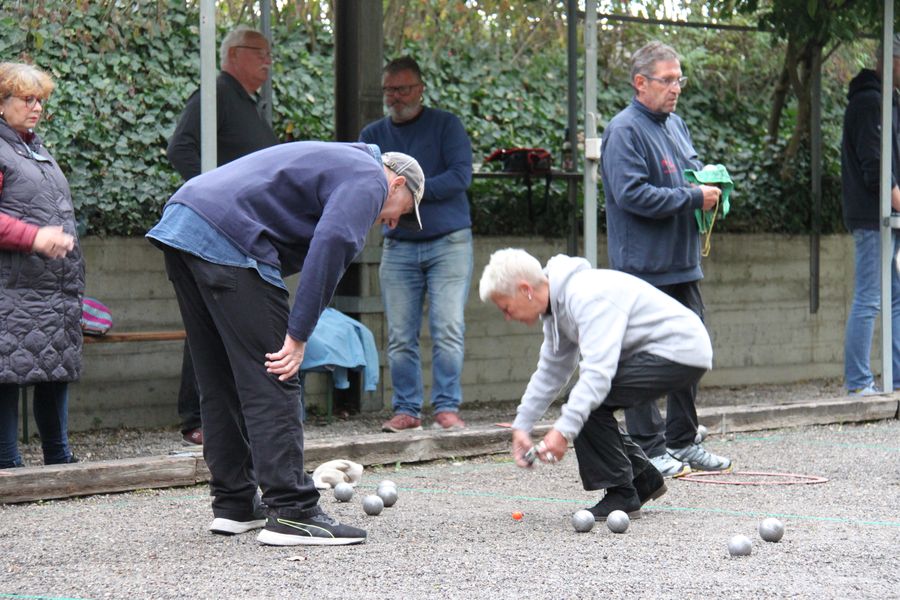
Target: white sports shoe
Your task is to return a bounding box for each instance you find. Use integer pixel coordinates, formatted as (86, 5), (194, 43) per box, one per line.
(668, 443), (733, 472)
(209, 516), (267, 535)
(649, 453), (691, 478)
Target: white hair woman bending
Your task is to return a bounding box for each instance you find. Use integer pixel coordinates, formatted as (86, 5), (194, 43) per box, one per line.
(479, 248), (714, 521)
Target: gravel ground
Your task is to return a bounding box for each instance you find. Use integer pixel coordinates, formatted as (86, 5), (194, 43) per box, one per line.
(1, 417), (898, 599)
(19, 377), (847, 465)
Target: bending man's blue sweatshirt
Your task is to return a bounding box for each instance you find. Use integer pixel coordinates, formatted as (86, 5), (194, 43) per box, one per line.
(360, 106), (472, 240)
(147, 141), (387, 342)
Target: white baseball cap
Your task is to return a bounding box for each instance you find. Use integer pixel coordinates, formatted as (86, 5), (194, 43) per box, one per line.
(382, 151), (425, 231)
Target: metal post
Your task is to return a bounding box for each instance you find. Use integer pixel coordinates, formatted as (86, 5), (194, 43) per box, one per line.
(880, 0), (894, 391)
(260, 0), (273, 127)
(809, 46), (822, 314)
(583, 0), (599, 267)
(199, 0), (217, 172)
(566, 0), (579, 256)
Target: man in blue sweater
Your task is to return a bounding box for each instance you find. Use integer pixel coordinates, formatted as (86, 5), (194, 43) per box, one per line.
(841, 36), (900, 396)
(600, 41), (731, 477)
(147, 142), (423, 546)
(360, 56), (474, 433)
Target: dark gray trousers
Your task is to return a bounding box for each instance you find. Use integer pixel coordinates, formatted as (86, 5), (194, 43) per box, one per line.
(623, 280), (705, 457)
(575, 352), (707, 490)
(176, 341), (202, 434)
(163, 248), (320, 521)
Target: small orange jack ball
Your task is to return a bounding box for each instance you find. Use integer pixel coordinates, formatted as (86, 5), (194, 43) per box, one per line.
(512, 511), (524, 521)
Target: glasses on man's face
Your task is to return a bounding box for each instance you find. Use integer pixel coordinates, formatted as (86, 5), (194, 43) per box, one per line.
(643, 75), (688, 89)
(234, 45), (273, 61)
(382, 83), (421, 97)
(21, 95), (46, 109)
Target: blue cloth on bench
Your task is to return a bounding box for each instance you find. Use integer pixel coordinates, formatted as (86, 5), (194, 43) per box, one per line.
(301, 308), (379, 391)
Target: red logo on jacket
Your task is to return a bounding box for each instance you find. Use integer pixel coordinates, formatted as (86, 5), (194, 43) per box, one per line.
(661, 158), (676, 175)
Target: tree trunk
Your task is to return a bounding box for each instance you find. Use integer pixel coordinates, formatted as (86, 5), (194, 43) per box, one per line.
(779, 36), (821, 181)
(768, 57), (791, 144)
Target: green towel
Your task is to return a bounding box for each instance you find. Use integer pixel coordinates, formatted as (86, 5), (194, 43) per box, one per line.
(684, 164), (733, 233)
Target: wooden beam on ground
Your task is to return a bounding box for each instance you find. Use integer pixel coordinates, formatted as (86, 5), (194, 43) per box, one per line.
(1, 396), (897, 505)
(0, 455), (209, 504)
(0, 424), (543, 505)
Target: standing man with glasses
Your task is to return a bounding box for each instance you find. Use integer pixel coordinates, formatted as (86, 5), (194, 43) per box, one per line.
(600, 40), (731, 477)
(167, 25), (279, 447)
(359, 56), (474, 433)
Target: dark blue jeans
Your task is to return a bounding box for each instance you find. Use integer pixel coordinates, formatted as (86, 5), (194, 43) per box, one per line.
(379, 229), (473, 417)
(0, 382), (73, 468)
(844, 229), (900, 390)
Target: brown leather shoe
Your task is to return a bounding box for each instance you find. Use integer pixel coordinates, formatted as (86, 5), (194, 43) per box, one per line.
(382, 414), (423, 433)
(432, 411), (466, 430)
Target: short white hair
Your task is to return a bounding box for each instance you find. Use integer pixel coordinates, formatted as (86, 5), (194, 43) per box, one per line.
(220, 25), (265, 64)
(479, 248), (545, 302)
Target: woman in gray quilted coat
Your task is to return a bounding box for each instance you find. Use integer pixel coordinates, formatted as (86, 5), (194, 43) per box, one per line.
(0, 62), (84, 469)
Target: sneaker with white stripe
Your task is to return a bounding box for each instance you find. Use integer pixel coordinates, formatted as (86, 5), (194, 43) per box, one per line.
(257, 512), (366, 546)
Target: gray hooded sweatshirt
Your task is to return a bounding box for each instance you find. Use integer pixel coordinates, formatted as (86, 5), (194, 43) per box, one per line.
(511, 255), (712, 440)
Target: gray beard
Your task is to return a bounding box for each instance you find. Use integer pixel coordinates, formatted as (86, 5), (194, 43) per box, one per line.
(389, 101), (423, 123)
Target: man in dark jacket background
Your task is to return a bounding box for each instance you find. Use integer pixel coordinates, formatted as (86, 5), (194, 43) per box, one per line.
(166, 25), (280, 446)
(841, 35), (900, 396)
(600, 40), (730, 477)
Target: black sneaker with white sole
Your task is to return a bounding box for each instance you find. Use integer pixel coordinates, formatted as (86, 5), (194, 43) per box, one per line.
(257, 513), (367, 546)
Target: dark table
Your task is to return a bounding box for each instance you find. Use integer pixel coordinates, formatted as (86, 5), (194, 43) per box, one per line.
(472, 169), (582, 254)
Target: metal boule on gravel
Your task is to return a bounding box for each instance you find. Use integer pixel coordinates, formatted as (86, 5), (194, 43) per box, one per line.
(362, 494), (384, 516)
(377, 485), (398, 507)
(758, 517), (785, 542)
(571, 509), (595, 533)
(333, 482), (354, 502)
(377, 480), (397, 492)
(606, 510), (630, 534)
(728, 534), (752, 556)
(695, 424), (708, 444)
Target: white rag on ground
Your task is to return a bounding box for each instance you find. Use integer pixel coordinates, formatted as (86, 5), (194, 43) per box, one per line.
(311, 459), (364, 490)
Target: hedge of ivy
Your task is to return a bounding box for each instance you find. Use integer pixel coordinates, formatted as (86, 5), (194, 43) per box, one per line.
(0, 1), (853, 237)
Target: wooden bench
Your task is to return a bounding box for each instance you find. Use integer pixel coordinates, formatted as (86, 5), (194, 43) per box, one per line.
(17, 331), (187, 442)
(19, 328), (344, 442)
(82, 330), (186, 344)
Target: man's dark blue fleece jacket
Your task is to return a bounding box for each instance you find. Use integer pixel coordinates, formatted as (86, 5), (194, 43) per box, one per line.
(600, 98), (704, 286)
(164, 141), (387, 341)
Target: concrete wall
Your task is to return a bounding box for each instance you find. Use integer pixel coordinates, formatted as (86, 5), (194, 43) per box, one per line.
(59, 234), (859, 431)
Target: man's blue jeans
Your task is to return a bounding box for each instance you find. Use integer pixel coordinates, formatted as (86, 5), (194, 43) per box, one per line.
(0, 382), (73, 468)
(380, 228), (473, 417)
(844, 228), (900, 390)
